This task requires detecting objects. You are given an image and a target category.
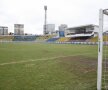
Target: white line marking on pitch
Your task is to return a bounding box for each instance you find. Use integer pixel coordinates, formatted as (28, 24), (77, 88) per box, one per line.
(0, 53), (97, 66)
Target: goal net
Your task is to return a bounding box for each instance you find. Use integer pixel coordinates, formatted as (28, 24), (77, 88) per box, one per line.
(102, 10), (108, 90)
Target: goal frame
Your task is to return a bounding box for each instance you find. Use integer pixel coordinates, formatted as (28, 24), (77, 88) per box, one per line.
(97, 9), (108, 90)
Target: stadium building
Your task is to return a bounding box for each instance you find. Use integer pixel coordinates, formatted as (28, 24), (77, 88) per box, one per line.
(14, 24), (24, 35)
(59, 24), (68, 31)
(0, 26), (8, 35)
(59, 24), (68, 37)
(65, 24), (99, 38)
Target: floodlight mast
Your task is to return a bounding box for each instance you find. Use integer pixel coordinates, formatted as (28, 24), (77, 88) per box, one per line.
(44, 5), (47, 35)
(97, 9), (108, 90)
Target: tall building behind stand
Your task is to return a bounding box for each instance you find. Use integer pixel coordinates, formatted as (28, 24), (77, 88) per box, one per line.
(14, 24), (24, 35)
(0, 26), (8, 35)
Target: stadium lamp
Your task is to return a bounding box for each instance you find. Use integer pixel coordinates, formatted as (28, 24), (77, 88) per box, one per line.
(103, 9), (108, 15)
(44, 5), (47, 10)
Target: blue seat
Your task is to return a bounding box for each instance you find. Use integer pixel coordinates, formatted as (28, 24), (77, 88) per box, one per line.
(46, 38), (59, 42)
(13, 35), (37, 41)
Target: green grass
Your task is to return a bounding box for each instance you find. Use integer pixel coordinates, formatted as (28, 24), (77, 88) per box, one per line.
(0, 42), (100, 90)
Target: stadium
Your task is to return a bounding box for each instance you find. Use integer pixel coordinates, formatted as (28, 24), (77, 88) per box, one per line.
(0, 22), (108, 90)
(0, 24), (107, 44)
(0, 4), (108, 90)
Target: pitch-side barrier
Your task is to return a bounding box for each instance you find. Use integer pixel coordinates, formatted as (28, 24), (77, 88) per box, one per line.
(0, 41), (108, 45)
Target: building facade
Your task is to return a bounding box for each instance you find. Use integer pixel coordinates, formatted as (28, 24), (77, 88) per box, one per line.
(0, 26), (8, 35)
(59, 24), (68, 31)
(58, 24), (68, 37)
(43, 24), (55, 35)
(14, 24), (24, 35)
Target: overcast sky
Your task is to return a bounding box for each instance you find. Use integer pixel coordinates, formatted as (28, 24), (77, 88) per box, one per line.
(0, 0), (108, 34)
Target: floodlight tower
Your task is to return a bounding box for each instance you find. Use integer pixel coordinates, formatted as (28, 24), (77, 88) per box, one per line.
(44, 5), (47, 35)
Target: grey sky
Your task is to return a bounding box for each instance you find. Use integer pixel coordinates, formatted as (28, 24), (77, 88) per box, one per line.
(0, 0), (108, 34)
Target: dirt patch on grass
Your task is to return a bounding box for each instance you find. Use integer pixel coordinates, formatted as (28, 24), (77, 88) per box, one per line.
(58, 55), (97, 74)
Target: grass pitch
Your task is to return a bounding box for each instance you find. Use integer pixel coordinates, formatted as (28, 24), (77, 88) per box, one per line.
(0, 43), (98, 90)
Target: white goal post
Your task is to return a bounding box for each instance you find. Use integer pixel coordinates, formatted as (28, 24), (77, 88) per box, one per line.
(97, 9), (108, 90)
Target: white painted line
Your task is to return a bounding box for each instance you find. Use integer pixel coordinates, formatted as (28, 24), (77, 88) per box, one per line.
(0, 53), (97, 66)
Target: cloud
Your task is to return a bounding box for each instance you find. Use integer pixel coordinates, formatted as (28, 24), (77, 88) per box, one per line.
(0, 0), (108, 34)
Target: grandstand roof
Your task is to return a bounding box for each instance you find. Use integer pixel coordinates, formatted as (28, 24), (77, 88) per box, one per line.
(103, 30), (108, 34)
(67, 24), (99, 30)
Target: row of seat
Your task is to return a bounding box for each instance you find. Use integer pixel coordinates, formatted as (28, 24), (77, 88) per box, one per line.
(87, 36), (108, 42)
(13, 36), (37, 41)
(46, 38), (59, 42)
(0, 35), (108, 42)
(0, 36), (14, 41)
(57, 37), (71, 42)
(0, 35), (55, 41)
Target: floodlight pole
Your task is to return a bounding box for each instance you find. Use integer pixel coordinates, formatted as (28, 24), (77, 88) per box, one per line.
(44, 5), (47, 35)
(97, 9), (103, 90)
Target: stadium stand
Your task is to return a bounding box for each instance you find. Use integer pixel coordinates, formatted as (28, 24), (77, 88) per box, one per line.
(36, 35), (54, 42)
(46, 37), (59, 42)
(68, 37), (90, 42)
(1, 34), (107, 43)
(0, 36), (14, 41)
(13, 35), (37, 41)
(103, 35), (108, 41)
(57, 37), (71, 42)
(35, 36), (47, 42)
(86, 35), (108, 42)
(86, 36), (98, 42)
